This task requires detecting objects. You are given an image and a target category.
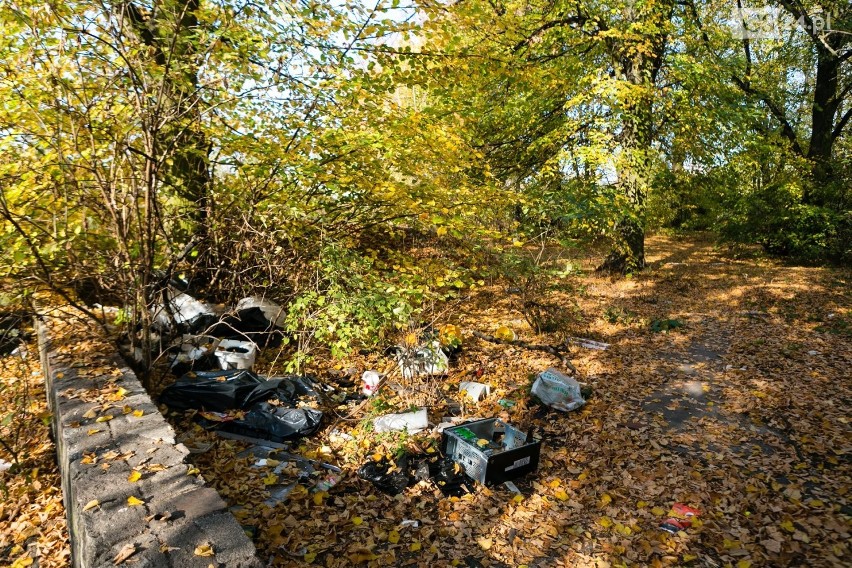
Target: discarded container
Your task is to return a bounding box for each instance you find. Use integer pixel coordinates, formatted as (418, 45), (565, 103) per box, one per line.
(531, 368), (586, 412)
(442, 418), (541, 485)
(373, 407), (429, 433)
(397, 341), (449, 379)
(215, 339), (257, 370)
(313, 472), (342, 493)
(459, 381), (490, 402)
(361, 370), (382, 397)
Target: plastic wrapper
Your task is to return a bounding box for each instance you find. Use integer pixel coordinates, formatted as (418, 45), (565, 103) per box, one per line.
(531, 368), (586, 412)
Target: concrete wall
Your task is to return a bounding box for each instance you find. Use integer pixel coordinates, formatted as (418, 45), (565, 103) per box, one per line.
(37, 310), (261, 568)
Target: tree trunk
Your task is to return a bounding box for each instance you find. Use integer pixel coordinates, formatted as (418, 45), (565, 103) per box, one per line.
(598, 3), (672, 274)
(806, 49), (840, 195)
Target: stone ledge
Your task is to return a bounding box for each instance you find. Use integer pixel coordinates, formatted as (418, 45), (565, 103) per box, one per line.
(37, 307), (261, 568)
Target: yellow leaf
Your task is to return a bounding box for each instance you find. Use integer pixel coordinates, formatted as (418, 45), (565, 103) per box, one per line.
(554, 490), (569, 501)
(409, 542), (421, 552)
(194, 544), (214, 557)
(82, 408), (97, 419)
(736, 561), (752, 568)
(598, 517), (613, 529)
(263, 473), (278, 486)
(127, 496), (144, 506)
(599, 493), (612, 507)
(372, 452), (384, 462)
(651, 506), (666, 516)
(87, 429), (102, 436)
(122, 405), (133, 415)
(352, 516), (363, 526)
(55, 372), (64, 379)
(312, 492), (325, 506)
(116, 387), (129, 399)
(512, 494), (523, 503)
(132, 409), (144, 418)
(683, 554), (697, 562)
(436, 226), (447, 236)
(95, 415), (113, 423)
(387, 530), (400, 544)
(304, 552), (316, 563)
(548, 479), (561, 489)
(82, 500), (99, 512)
(780, 520), (795, 533)
(127, 470), (142, 483)
(637, 500), (649, 508)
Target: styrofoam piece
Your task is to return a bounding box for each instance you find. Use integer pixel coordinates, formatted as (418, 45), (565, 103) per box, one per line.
(215, 339), (257, 370)
(373, 407), (429, 434)
(459, 381), (490, 401)
(235, 296), (287, 328)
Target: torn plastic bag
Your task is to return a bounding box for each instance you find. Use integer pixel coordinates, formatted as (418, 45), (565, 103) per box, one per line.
(396, 340), (449, 379)
(357, 453), (472, 497)
(531, 368), (586, 412)
(357, 456), (411, 495)
(235, 297), (287, 328)
(151, 291), (216, 334)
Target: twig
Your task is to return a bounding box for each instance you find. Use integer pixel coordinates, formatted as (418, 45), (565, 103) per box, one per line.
(472, 330), (577, 373)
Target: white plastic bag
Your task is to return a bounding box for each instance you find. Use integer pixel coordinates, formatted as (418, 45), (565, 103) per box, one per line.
(531, 368), (586, 412)
(361, 370), (383, 397)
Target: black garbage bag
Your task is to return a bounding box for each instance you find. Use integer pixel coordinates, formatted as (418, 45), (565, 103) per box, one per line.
(159, 370), (323, 441)
(431, 456), (475, 497)
(227, 402), (323, 442)
(207, 307), (284, 347)
(159, 370), (282, 411)
(357, 456), (411, 496)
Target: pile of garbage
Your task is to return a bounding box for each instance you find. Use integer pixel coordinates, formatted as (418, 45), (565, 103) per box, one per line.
(159, 370), (323, 442)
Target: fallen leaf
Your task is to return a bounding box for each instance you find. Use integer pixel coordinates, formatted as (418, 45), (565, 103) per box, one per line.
(387, 530), (400, 544)
(127, 470), (142, 483)
(82, 500), (99, 512)
(352, 516), (363, 526)
(95, 415), (113, 423)
(409, 541), (421, 552)
(194, 543), (214, 557)
(113, 543), (136, 564)
(127, 496), (144, 506)
(477, 537), (492, 550)
(132, 409), (144, 418)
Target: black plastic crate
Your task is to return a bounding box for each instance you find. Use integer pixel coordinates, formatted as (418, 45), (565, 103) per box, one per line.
(441, 418), (541, 485)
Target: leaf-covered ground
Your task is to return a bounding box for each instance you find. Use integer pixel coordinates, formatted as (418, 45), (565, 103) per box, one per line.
(167, 235), (850, 567)
(0, 336), (70, 568)
(2, 235), (849, 568)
